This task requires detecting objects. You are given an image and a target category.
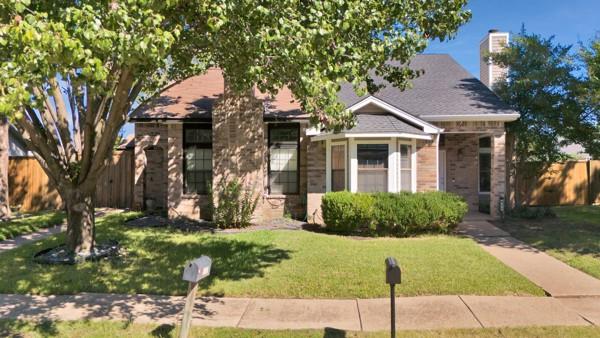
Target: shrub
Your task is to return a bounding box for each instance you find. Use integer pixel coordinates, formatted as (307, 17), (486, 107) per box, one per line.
(510, 206), (556, 219)
(321, 191), (468, 236)
(321, 191), (375, 233)
(209, 177), (259, 228)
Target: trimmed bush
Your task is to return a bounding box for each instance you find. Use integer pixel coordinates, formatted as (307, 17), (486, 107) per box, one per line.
(321, 191), (468, 236)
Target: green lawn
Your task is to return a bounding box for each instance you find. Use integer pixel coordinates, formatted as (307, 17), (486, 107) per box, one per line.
(0, 211), (65, 241)
(0, 212), (543, 298)
(2, 320), (600, 338)
(496, 206), (600, 279)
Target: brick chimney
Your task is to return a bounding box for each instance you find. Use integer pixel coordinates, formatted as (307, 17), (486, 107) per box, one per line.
(480, 29), (509, 89)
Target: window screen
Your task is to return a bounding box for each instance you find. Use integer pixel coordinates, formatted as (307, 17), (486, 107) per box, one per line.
(184, 125), (212, 194)
(269, 124), (299, 194)
(357, 144), (388, 192)
(331, 144), (346, 191)
(399, 144), (412, 191)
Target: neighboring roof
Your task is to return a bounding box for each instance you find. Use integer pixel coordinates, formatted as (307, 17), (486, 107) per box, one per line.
(338, 54), (518, 119)
(344, 113), (427, 135)
(132, 54), (519, 121)
(130, 69), (306, 121)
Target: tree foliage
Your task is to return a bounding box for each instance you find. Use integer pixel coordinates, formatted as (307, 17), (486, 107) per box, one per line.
(492, 29), (600, 169)
(0, 0), (470, 253)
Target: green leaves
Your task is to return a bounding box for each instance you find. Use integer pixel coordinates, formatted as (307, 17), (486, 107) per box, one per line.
(492, 29), (600, 168)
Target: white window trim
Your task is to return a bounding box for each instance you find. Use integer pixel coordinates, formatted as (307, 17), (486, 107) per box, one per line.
(397, 138), (417, 193)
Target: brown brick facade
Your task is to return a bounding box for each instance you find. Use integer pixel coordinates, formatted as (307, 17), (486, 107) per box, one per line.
(134, 117), (508, 222)
(416, 136), (438, 192)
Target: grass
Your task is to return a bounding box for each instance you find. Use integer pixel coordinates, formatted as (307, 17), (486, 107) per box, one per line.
(0, 211), (65, 241)
(0, 212), (543, 298)
(2, 320), (600, 338)
(496, 205), (600, 279)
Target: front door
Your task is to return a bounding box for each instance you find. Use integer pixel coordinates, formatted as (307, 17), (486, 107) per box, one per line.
(144, 147), (166, 210)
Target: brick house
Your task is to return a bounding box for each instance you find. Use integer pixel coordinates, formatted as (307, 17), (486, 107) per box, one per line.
(130, 30), (517, 222)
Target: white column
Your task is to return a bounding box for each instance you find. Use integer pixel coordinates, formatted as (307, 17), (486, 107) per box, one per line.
(388, 139), (398, 192)
(349, 138), (357, 192)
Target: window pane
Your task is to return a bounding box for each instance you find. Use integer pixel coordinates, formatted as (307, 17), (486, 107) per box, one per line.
(400, 170), (412, 191)
(185, 127), (212, 144)
(479, 137), (491, 148)
(400, 144), (411, 169)
(358, 169), (388, 192)
(183, 125), (212, 195)
(331, 144), (346, 192)
(269, 125), (299, 144)
(357, 144), (388, 169)
(479, 153), (491, 192)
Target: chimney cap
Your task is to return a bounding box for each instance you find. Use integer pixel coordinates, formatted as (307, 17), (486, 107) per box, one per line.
(488, 29), (500, 33)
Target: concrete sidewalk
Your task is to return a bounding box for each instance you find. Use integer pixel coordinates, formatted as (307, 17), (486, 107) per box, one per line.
(458, 220), (600, 297)
(0, 293), (596, 331)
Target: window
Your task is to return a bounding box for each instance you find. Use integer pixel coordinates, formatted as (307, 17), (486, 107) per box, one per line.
(331, 144), (346, 191)
(269, 124), (299, 194)
(399, 144), (412, 191)
(479, 137), (491, 193)
(184, 124), (212, 194)
(357, 144), (388, 192)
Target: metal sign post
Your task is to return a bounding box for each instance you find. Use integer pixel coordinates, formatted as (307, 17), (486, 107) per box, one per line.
(385, 257), (401, 338)
(180, 256), (212, 338)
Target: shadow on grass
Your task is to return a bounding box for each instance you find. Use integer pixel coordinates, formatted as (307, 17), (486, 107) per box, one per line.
(0, 213), (292, 321)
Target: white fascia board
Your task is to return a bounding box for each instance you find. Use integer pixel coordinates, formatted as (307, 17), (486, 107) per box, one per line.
(421, 114), (520, 122)
(311, 132), (432, 142)
(347, 96), (442, 134)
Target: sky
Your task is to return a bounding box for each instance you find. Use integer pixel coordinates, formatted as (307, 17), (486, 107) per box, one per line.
(122, 0), (600, 136)
(425, 0), (600, 78)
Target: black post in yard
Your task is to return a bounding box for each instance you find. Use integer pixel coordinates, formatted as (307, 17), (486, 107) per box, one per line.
(390, 283), (396, 338)
(385, 257), (401, 338)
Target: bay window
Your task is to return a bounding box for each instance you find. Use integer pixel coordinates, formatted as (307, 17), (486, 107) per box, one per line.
(357, 144), (388, 192)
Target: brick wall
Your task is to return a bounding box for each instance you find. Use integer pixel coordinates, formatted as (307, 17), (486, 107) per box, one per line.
(444, 133), (480, 209)
(0, 119), (8, 219)
(133, 122), (168, 211)
(306, 140), (326, 223)
(490, 132), (506, 218)
(416, 136), (438, 192)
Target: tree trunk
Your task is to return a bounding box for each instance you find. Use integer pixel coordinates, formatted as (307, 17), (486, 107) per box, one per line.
(65, 188), (95, 255)
(0, 118), (10, 220)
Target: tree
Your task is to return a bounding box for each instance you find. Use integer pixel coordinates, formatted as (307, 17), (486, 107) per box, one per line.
(0, 0), (470, 255)
(491, 30), (600, 191)
(580, 36), (600, 143)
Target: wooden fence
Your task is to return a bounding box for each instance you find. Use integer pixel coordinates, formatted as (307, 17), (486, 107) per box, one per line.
(8, 150), (134, 212)
(517, 160), (600, 206)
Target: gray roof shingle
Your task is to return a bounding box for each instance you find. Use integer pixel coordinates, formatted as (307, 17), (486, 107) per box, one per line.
(344, 114), (427, 135)
(338, 54), (517, 117)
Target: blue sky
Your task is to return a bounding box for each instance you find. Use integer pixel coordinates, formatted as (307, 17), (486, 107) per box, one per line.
(426, 0), (600, 78)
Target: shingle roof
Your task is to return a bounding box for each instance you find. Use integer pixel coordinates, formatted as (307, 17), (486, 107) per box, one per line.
(131, 54), (518, 121)
(338, 54), (517, 117)
(344, 114), (427, 135)
(130, 69), (305, 120)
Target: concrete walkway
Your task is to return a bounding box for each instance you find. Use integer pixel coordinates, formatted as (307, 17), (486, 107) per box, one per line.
(458, 220), (600, 297)
(0, 208), (119, 254)
(0, 293), (597, 331)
